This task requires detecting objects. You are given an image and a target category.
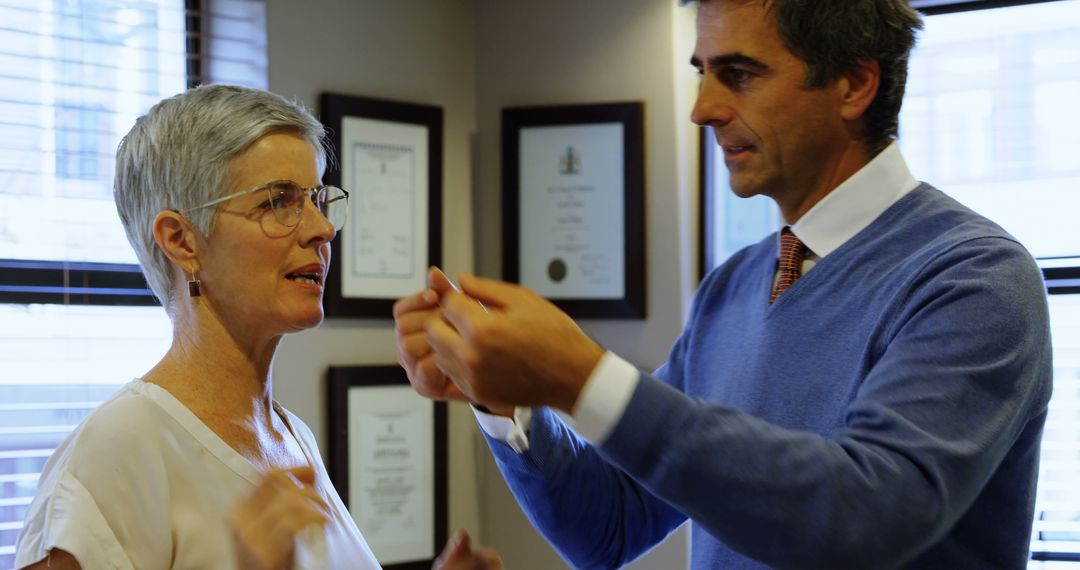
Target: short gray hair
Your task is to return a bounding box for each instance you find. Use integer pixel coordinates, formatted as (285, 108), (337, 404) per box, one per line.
(682, 0), (923, 152)
(114, 84), (327, 312)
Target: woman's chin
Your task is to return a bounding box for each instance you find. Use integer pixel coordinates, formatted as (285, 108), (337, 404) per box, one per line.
(280, 308), (325, 333)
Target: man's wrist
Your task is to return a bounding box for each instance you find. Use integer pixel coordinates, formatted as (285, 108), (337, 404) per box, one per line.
(555, 340), (606, 414)
(570, 352), (641, 445)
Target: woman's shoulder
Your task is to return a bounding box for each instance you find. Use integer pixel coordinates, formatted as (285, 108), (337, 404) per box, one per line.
(69, 380), (174, 446)
(43, 380), (183, 482)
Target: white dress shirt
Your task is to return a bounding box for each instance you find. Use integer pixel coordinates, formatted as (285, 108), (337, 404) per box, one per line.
(476, 142), (919, 449)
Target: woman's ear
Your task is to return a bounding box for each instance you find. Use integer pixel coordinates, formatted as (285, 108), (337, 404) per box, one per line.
(153, 210), (199, 270)
(838, 58), (881, 122)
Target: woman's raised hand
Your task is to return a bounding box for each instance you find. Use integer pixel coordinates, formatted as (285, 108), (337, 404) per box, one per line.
(230, 466), (329, 570)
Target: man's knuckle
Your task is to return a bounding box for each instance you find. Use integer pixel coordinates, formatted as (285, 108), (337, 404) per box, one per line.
(470, 319), (494, 339)
(462, 351), (485, 373)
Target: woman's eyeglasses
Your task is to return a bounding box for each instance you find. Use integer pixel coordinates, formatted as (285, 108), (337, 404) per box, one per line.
(184, 180), (349, 231)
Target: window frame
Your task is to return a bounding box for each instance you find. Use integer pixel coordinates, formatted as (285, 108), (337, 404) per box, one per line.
(0, 259), (156, 306)
(911, 0), (1066, 16)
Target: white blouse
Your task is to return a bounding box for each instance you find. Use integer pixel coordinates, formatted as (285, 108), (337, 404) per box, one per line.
(15, 378), (380, 570)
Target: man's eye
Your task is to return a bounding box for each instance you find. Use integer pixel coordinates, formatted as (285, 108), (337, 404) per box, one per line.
(722, 68), (752, 85)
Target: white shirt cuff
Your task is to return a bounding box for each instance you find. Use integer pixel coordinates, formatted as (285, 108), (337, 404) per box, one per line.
(570, 351), (640, 445)
(473, 405), (532, 453)
(472, 352), (639, 451)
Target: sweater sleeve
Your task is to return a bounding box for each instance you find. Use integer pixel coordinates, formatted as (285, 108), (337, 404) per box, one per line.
(595, 237), (1053, 569)
(479, 250), (741, 568)
(484, 405), (688, 569)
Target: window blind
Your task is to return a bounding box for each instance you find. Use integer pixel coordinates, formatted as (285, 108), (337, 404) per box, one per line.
(1035, 290), (1080, 565)
(0, 1), (267, 566)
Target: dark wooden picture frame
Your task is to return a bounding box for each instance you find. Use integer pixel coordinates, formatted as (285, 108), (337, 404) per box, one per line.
(326, 365), (448, 570)
(319, 93), (443, 319)
(502, 102), (646, 319)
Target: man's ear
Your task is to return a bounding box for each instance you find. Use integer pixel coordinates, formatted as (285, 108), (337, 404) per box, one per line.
(838, 59), (881, 123)
(153, 210), (200, 271)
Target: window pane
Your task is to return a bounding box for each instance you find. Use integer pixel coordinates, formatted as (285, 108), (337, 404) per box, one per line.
(899, 0), (1080, 259)
(0, 1), (187, 265)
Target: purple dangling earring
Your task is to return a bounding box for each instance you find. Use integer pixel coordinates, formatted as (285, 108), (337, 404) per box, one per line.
(188, 268), (202, 297)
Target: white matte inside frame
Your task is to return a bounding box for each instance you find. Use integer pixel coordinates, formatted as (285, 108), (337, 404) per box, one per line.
(347, 385), (435, 564)
(341, 116), (429, 299)
(519, 123), (625, 299)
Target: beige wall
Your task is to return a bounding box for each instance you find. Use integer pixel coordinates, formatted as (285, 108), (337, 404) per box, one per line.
(263, 0), (484, 542)
(472, 2), (699, 568)
(263, 0), (701, 568)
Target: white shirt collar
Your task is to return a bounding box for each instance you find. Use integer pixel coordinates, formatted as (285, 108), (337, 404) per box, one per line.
(790, 142), (919, 259)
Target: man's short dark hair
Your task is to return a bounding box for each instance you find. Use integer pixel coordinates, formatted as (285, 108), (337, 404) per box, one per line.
(683, 0), (924, 153)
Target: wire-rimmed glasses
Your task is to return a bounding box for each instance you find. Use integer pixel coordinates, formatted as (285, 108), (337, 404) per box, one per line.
(184, 180), (349, 231)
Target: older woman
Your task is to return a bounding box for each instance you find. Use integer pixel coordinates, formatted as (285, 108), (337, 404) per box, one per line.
(15, 85), (499, 570)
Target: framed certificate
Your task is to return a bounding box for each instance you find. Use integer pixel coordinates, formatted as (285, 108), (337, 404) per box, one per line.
(327, 365), (448, 569)
(502, 102), (645, 319)
(320, 93), (443, 318)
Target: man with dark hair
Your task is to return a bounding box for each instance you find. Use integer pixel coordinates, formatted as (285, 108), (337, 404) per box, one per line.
(394, 1), (1052, 568)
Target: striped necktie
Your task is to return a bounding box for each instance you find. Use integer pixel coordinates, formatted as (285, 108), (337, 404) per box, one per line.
(770, 227), (805, 304)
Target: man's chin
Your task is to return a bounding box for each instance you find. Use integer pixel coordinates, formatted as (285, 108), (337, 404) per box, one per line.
(727, 180), (763, 200)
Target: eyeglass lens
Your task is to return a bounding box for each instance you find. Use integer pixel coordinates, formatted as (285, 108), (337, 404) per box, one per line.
(267, 182), (348, 230)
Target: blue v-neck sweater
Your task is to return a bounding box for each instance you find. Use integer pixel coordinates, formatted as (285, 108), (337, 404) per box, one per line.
(486, 185), (1053, 569)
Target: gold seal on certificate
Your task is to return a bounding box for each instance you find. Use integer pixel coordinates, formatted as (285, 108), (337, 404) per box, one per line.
(548, 257), (568, 282)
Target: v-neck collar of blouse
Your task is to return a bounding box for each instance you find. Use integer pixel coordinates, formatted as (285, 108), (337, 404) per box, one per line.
(129, 377), (313, 485)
